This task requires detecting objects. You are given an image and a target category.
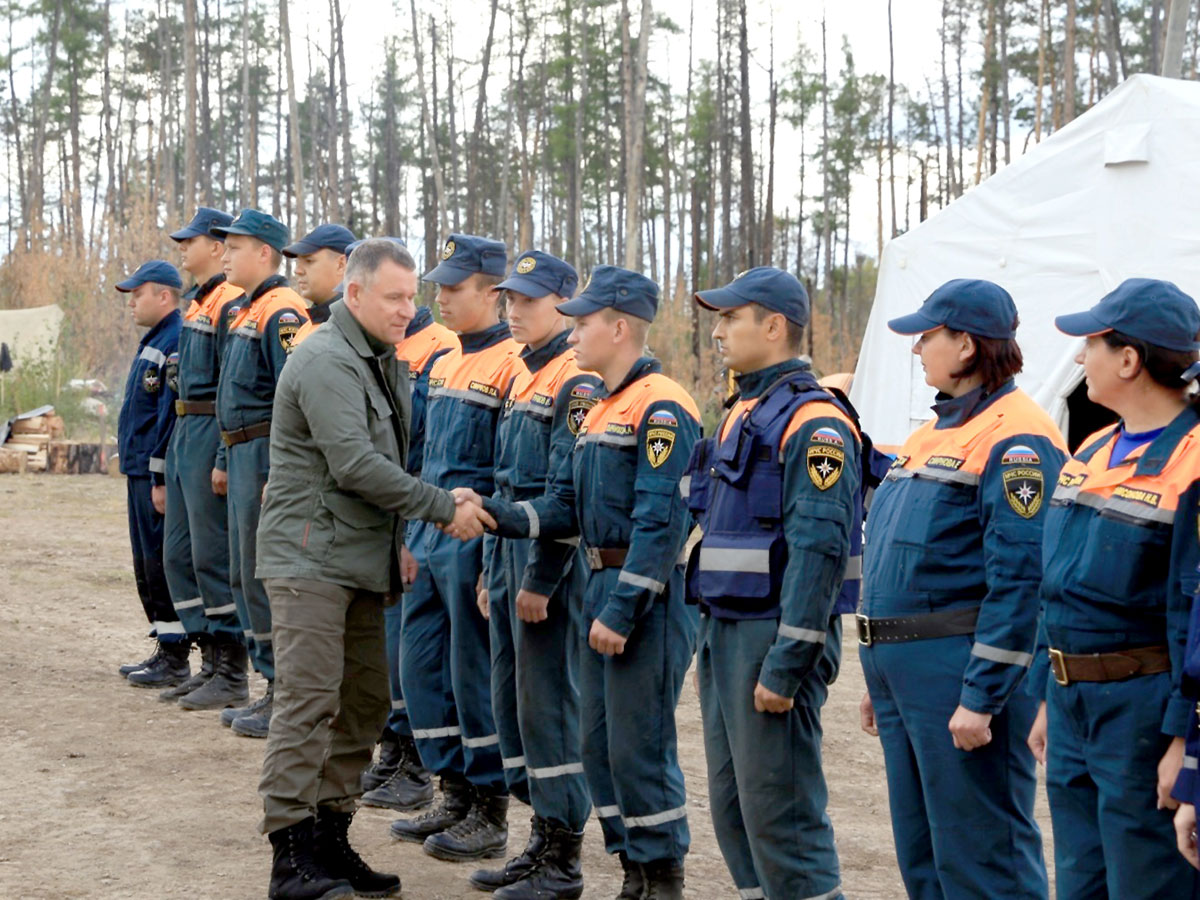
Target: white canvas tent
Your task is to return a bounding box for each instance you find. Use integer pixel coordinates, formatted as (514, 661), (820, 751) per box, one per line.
(0, 303), (63, 370)
(850, 74), (1200, 448)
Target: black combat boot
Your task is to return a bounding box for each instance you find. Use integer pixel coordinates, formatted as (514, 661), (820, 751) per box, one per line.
(179, 637), (250, 710)
(389, 777), (473, 843)
(424, 790), (509, 862)
(267, 818), (354, 900)
(362, 735), (434, 811)
(641, 859), (684, 900)
(127, 640), (191, 688)
(492, 821), (584, 900)
(119, 642), (162, 677)
(159, 637), (216, 701)
(616, 852), (646, 900)
(361, 732), (404, 793)
(313, 807), (401, 898)
(230, 680), (273, 737)
(469, 815), (550, 891)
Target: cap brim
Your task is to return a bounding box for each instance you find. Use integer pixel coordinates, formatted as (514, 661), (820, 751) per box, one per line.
(556, 295), (607, 317)
(169, 226), (208, 242)
(281, 240), (322, 258)
(694, 286), (749, 311)
(496, 274), (552, 298)
(887, 311), (944, 335)
(115, 279), (139, 292)
(1054, 310), (1111, 338)
(208, 224), (251, 239)
(422, 261), (476, 285)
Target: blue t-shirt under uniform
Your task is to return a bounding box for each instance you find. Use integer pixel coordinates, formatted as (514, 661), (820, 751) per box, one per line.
(1109, 425), (1166, 468)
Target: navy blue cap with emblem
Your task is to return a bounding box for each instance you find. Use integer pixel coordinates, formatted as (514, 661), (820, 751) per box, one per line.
(1055, 277), (1200, 353)
(556, 265), (659, 322)
(282, 223), (357, 258)
(694, 266), (810, 327)
(116, 260), (183, 292)
(346, 236), (408, 256)
(497, 250), (579, 299)
(423, 233), (508, 286)
(888, 278), (1018, 340)
(170, 207), (234, 242)
(209, 208), (290, 252)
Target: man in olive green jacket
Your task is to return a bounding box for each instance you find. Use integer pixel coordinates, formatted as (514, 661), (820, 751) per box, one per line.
(254, 238), (494, 900)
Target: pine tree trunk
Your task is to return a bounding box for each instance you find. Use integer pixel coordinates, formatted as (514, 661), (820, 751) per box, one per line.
(887, 0), (897, 238)
(620, 0), (651, 270)
(1064, 0), (1077, 123)
(737, 0), (754, 269)
(334, 0), (353, 225)
(183, 0), (198, 212)
(281, 0), (304, 235)
(409, 0), (448, 238)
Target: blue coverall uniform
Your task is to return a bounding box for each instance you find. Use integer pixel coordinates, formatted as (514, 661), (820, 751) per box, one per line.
(118, 308), (185, 642)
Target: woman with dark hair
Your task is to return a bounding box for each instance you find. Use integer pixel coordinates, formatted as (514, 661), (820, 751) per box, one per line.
(858, 278), (1066, 899)
(1029, 278), (1200, 899)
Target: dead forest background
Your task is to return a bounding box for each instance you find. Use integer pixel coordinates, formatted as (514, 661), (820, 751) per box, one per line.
(0, 0), (1198, 429)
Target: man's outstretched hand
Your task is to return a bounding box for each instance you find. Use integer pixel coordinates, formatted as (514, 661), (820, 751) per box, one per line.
(442, 487), (496, 540)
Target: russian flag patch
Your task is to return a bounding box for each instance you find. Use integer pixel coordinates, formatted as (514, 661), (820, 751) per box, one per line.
(811, 426), (845, 447)
(1001, 444), (1040, 466)
(648, 410), (678, 427)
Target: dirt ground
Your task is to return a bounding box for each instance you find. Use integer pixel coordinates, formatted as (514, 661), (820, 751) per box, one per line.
(0, 474), (1054, 899)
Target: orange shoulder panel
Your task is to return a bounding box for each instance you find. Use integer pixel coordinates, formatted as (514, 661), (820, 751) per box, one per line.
(254, 287), (309, 331)
(626, 373), (701, 425)
(780, 400), (860, 452)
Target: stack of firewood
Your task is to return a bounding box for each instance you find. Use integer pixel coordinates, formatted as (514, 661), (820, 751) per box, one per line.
(1, 410), (112, 474)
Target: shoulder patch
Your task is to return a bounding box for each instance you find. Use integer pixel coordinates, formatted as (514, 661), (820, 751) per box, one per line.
(926, 455), (965, 471)
(164, 352), (180, 394)
(1001, 444), (1040, 466)
(646, 426), (676, 468)
(226, 304), (243, 321)
(568, 392), (596, 436)
(1002, 468), (1044, 519)
(807, 442), (845, 490)
(648, 409), (678, 427)
(571, 383), (595, 399)
(277, 322), (300, 354)
(277, 311), (302, 325)
(142, 365), (161, 394)
(811, 426), (845, 448)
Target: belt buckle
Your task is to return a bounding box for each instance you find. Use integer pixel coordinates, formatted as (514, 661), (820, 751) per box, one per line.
(1048, 647), (1070, 686)
(174, 399), (186, 415)
(585, 547), (602, 570)
(856, 613), (873, 647)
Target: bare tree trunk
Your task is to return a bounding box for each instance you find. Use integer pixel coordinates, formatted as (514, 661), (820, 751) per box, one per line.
(887, 0), (897, 238)
(737, 0), (754, 268)
(333, 0), (353, 224)
(999, 0), (1010, 164)
(443, 17), (461, 232)
(1162, 0), (1190, 77)
(1064, 0), (1077, 123)
(239, 0), (251, 207)
(939, 3), (956, 199)
(821, 14), (835, 352)
(8, 8), (28, 241)
(280, 0), (304, 235)
(467, 0), (499, 233)
(571, 0), (588, 273)
(764, 25), (777, 266)
(975, 0), (994, 185)
(182, 0), (198, 212)
(676, 0), (693, 294)
(29, 0), (64, 242)
(620, 0), (652, 270)
(410, 0), (448, 237)
(1102, 0), (1122, 86)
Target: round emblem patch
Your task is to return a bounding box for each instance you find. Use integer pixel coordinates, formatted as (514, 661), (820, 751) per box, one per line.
(142, 365), (161, 394)
(517, 256), (537, 274)
(164, 352), (180, 394)
(442, 240), (456, 260)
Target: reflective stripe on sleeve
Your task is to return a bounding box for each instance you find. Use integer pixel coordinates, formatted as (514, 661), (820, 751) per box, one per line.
(617, 570), (666, 594)
(971, 642), (1034, 668)
(778, 624), (827, 644)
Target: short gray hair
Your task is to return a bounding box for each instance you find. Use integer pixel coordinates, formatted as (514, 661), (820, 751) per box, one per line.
(345, 238), (417, 287)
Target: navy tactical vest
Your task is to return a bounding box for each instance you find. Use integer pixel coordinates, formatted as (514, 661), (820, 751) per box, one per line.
(684, 369), (865, 618)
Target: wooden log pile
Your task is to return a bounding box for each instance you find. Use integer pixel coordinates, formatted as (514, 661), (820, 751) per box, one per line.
(1, 412), (112, 474)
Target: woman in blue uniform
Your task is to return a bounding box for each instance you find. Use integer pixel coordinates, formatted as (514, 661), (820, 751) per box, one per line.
(859, 279), (1065, 899)
(1029, 278), (1200, 900)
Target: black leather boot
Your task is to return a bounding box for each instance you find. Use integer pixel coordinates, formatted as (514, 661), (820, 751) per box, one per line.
(469, 815), (550, 891)
(424, 790), (509, 862)
(492, 821), (584, 900)
(127, 640), (190, 688)
(641, 859), (684, 900)
(361, 732), (403, 793)
(616, 852), (646, 900)
(389, 777), (473, 843)
(230, 680), (273, 737)
(179, 637), (250, 709)
(313, 808), (401, 898)
(362, 734), (434, 811)
(158, 637), (215, 700)
(267, 818), (353, 900)
(119, 641), (161, 677)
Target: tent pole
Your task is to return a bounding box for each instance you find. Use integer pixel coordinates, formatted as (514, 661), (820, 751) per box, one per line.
(1162, 0), (1193, 78)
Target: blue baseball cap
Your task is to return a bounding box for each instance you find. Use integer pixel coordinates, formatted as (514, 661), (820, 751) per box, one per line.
(556, 265), (659, 322)
(116, 260), (183, 292)
(888, 278), (1018, 340)
(282, 223), (357, 258)
(695, 267), (810, 327)
(170, 207), (233, 242)
(346, 236), (408, 255)
(209, 208), (290, 252)
(497, 251), (579, 299)
(1055, 278), (1200, 353)
(423, 233), (508, 285)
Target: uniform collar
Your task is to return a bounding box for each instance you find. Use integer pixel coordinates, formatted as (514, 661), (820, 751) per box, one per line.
(140, 308), (181, 346)
(459, 320), (511, 353)
(734, 358), (809, 400)
(331, 299), (393, 359)
(249, 273), (289, 304)
(520, 329), (572, 374)
(307, 291), (340, 325)
(405, 305), (434, 338)
(931, 379), (1016, 430)
(1131, 403), (1200, 477)
(599, 356), (661, 400)
(196, 272), (227, 301)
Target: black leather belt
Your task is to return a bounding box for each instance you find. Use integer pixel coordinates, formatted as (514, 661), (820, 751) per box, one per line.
(856, 606), (980, 646)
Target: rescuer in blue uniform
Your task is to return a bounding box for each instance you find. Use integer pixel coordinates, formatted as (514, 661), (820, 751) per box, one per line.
(476, 266), (701, 900)
(115, 260), (190, 688)
(158, 207), (252, 710)
(211, 209), (309, 738)
(685, 267), (859, 900)
(390, 234), (522, 861)
(281, 222), (355, 344)
(858, 280), (1065, 899)
(1027, 279), (1200, 899)
(466, 250), (600, 900)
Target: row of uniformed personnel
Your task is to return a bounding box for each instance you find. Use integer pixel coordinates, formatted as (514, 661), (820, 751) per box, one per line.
(113, 206), (1200, 900)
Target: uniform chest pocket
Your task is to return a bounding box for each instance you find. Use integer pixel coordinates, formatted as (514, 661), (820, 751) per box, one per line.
(1074, 511), (1172, 604)
(179, 329), (216, 387)
(455, 403), (499, 468)
(892, 477), (978, 548)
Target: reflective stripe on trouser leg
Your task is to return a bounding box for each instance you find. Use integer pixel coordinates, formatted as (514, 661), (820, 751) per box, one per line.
(594, 567), (697, 863)
(163, 428), (207, 637)
(489, 544), (530, 805)
(512, 538), (591, 831)
(126, 475), (181, 637)
(227, 437), (274, 679)
(860, 637), (1048, 900)
(703, 616), (843, 900)
(1046, 673), (1200, 899)
(432, 530), (505, 793)
(259, 579), (389, 834)
(579, 624), (626, 855)
(400, 521), (463, 778)
(383, 602), (412, 737)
